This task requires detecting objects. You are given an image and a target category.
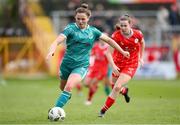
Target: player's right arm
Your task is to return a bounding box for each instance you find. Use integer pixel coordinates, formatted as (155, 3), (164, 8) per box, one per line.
(46, 34), (66, 61)
(99, 33), (130, 58)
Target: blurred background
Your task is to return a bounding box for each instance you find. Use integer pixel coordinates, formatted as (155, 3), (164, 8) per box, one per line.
(0, 0), (180, 80)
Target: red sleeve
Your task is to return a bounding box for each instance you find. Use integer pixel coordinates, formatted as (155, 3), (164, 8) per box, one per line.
(111, 31), (119, 43)
(137, 30), (144, 41)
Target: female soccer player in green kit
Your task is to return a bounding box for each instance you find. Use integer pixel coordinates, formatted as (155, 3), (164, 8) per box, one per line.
(46, 3), (129, 116)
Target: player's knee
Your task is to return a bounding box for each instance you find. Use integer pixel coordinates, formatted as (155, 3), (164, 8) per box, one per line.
(64, 85), (73, 92)
(114, 86), (121, 93)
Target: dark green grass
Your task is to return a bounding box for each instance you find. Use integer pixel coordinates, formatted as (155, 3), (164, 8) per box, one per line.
(0, 77), (180, 124)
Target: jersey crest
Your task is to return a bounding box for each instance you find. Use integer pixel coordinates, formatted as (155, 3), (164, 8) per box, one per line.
(134, 38), (139, 43)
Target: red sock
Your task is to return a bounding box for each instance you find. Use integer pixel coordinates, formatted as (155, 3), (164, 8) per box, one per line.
(88, 85), (98, 101)
(101, 96), (115, 113)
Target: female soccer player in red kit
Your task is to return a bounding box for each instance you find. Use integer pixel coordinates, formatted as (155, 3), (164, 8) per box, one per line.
(99, 14), (145, 117)
(84, 40), (111, 105)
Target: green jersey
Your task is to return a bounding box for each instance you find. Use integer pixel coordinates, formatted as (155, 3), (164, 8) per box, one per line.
(61, 23), (102, 68)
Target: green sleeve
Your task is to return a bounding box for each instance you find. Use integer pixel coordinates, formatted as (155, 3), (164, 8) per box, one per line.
(61, 24), (73, 37)
(93, 27), (102, 40)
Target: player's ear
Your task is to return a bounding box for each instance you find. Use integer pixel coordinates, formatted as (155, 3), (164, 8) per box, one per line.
(129, 22), (133, 27)
(86, 15), (90, 22)
(74, 15), (76, 21)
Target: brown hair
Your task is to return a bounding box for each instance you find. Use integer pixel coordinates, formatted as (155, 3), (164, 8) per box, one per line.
(115, 23), (121, 30)
(75, 3), (91, 17)
(115, 14), (131, 30)
(119, 14), (131, 23)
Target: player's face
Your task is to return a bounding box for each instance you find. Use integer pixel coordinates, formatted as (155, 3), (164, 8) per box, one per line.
(75, 13), (89, 29)
(119, 20), (131, 35)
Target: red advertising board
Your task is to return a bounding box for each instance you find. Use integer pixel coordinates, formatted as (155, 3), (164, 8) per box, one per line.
(108, 0), (176, 4)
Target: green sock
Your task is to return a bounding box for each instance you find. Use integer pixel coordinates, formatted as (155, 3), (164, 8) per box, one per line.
(104, 85), (110, 96)
(55, 91), (71, 108)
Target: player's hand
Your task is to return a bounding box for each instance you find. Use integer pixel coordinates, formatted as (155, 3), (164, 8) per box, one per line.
(123, 51), (130, 58)
(46, 43), (57, 61)
(112, 64), (120, 77)
(46, 52), (54, 61)
(139, 58), (144, 68)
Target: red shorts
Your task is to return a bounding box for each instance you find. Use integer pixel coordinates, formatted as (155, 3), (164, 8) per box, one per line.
(112, 66), (138, 78)
(87, 66), (108, 80)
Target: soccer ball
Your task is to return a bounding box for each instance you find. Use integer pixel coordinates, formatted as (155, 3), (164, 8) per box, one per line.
(48, 107), (66, 121)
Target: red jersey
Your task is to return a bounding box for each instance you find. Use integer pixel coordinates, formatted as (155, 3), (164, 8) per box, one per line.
(87, 42), (109, 80)
(112, 29), (144, 77)
(91, 42), (109, 67)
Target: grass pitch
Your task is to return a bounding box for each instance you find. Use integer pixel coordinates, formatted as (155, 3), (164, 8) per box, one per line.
(0, 77), (180, 124)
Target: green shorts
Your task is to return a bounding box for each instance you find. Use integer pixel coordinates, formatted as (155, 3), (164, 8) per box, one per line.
(59, 62), (88, 80)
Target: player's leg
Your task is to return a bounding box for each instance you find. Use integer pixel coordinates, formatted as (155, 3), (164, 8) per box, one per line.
(59, 79), (67, 91)
(120, 85), (130, 103)
(83, 76), (93, 105)
(55, 67), (88, 108)
(84, 77), (97, 105)
(113, 79), (130, 103)
(76, 82), (83, 96)
(103, 66), (112, 95)
(84, 68), (100, 105)
(84, 76), (94, 87)
(99, 73), (131, 117)
(112, 72), (130, 103)
(56, 73), (83, 108)
(87, 70), (108, 104)
(118, 67), (138, 103)
(85, 78), (99, 105)
(55, 64), (71, 107)
(111, 76), (118, 88)
(103, 77), (111, 96)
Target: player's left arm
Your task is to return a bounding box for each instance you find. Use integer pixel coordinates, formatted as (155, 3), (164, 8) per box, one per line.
(139, 38), (145, 67)
(99, 33), (130, 58)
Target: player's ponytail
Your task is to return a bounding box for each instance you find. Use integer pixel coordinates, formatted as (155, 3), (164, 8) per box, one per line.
(81, 3), (89, 9)
(75, 3), (91, 17)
